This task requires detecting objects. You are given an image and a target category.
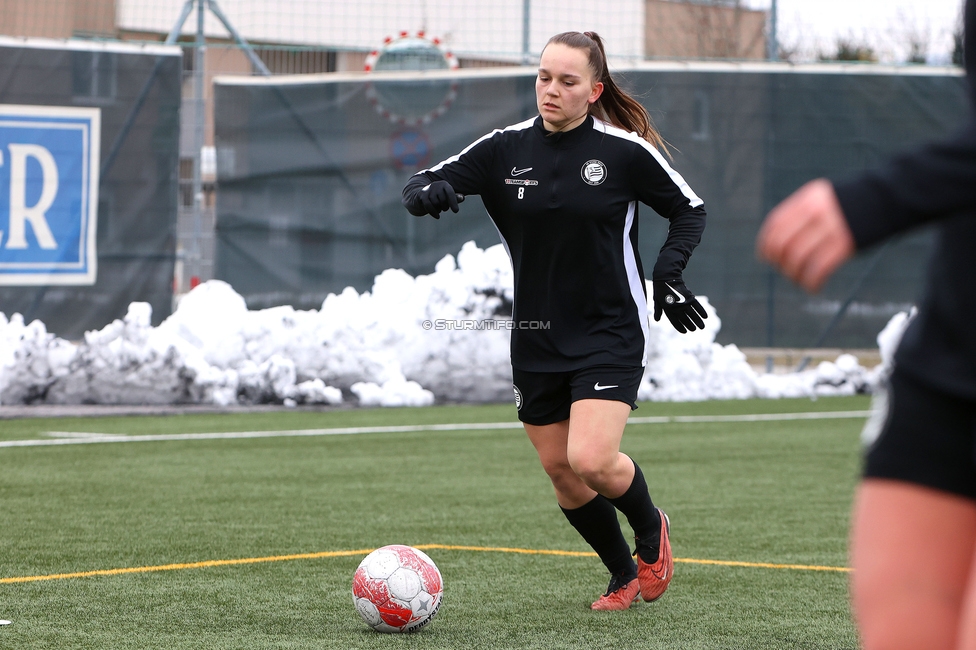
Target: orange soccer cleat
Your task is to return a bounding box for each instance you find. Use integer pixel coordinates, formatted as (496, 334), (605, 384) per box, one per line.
(636, 508), (673, 602)
(590, 574), (640, 611)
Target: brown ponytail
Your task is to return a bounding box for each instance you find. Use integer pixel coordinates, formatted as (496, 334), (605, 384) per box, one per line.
(545, 31), (670, 158)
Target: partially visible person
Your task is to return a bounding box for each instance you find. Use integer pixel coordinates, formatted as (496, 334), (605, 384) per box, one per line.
(756, 2), (976, 647)
(403, 31), (709, 610)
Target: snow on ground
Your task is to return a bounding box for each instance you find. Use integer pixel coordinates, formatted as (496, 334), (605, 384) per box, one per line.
(0, 241), (906, 407)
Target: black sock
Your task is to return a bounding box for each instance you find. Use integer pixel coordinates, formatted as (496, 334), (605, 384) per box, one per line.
(560, 495), (637, 580)
(606, 459), (662, 563)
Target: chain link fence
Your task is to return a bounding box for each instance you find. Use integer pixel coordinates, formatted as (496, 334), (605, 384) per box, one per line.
(0, 1), (967, 350)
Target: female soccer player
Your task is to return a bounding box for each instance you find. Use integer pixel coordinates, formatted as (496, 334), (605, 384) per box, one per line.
(403, 31), (708, 610)
(757, 1), (976, 646)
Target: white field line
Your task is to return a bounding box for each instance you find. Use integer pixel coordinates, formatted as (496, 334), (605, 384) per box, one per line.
(0, 410), (870, 449)
(633, 410), (871, 424)
(43, 431), (129, 439)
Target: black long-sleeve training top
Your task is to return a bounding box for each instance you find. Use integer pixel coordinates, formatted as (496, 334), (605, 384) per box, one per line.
(832, 0), (976, 399)
(403, 114), (706, 372)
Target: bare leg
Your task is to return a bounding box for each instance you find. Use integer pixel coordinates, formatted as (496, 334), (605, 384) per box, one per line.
(565, 399), (634, 498)
(851, 479), (976, 650)
(523, 418), (597, 509)
(523, 399), (634, 500)
(953, 507), (976, 649)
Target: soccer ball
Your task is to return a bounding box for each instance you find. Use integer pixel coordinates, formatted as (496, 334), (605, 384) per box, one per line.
(352, 545), (443, 633)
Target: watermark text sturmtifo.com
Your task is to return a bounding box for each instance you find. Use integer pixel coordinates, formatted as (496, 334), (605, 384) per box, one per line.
(422, 319), (550, 331)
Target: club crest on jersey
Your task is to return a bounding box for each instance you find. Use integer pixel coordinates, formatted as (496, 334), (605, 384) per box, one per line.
(581, 160), (607, 185)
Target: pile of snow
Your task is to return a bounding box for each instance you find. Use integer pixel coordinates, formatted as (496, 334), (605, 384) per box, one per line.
(0, 241), (906, 407)
(636, 293), (899, 402)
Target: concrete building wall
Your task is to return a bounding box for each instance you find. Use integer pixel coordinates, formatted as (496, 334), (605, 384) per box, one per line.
(646, 0), (767, 60)
(0, 0), (115, 39)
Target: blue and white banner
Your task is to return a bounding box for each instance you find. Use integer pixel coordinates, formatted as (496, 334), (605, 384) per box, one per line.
(0, 105), (100, 285)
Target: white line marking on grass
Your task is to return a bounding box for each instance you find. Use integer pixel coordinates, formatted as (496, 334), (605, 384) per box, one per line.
(4, 422), (524, 448)
(0, 410), (869, 449)
(629, 410), (871, 424)
(45, 431), (129, 438)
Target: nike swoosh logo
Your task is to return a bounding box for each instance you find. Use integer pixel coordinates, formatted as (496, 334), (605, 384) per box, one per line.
(665, 282), (687, 304)
(594, 382), (619, 391)
(511, 167), (533, 176)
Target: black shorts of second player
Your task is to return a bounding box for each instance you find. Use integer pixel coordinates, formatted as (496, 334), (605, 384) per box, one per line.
(512, 365), (644, 426)
(863, 366), (976, 500)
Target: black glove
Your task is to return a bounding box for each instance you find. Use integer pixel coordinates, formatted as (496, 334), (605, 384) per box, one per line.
(419, 180), (462, 219)
(653, 279), (707, 333)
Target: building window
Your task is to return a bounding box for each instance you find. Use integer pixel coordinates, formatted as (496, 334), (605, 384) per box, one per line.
(179, 157), (195, 208)
(257, 48), (337, 75)
(181, 46), (195, 74)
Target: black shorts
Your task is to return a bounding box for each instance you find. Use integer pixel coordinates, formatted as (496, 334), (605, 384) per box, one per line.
(863, 367), (976, 500)
(512, 365), (643, 426)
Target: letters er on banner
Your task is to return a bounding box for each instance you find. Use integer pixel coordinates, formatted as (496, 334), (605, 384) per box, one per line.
(0, 104), (100, 286)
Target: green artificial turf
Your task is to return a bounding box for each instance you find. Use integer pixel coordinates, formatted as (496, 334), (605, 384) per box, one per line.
(0, 396), (868, 649)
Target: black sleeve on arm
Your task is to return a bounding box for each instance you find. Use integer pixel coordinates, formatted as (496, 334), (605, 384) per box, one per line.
(629, 144), (708, 280)
(402, 172), (436, 216)
(833, 116), (976, 250)
(401, 134), (496, 216)
(651, 205), (707, 280)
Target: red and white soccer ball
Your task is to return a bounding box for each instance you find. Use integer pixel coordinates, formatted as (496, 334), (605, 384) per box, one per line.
(352, 545), (443, 633)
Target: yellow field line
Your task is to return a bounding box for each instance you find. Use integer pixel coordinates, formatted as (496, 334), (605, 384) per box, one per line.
(415, 544), (598, 557)
(0, 544), (850, 584)
(416, 545), (851, 573)
(673, 558), (850, 573)
(0, 549), (376, 584)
